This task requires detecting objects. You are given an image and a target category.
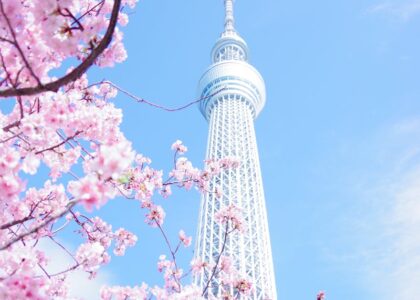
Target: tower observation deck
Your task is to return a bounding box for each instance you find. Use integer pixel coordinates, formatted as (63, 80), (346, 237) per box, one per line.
(194, 1), (277, 299)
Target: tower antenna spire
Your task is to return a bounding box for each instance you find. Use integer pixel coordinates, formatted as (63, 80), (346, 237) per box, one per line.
(224, 0), (235, 33)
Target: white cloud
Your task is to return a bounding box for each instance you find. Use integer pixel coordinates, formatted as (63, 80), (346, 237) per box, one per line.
(39, 239), (113, 300)
(361, 124), (420, 299)
(392, 118), (420, 134)
(326, 118), (420, 299)
(372, 169), (420, 299)
(368, 0), (420, 21)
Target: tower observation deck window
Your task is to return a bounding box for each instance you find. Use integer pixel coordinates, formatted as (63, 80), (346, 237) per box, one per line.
(215, 45), (245, 62)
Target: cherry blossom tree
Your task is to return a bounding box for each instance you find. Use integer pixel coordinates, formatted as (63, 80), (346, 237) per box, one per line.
(0, 0), (253, 299)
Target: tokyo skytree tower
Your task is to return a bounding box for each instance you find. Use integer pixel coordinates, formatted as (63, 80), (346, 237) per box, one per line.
(194, 1), (277, 299)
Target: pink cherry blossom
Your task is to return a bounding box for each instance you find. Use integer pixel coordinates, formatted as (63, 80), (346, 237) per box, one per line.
(118, 13), (129, 27)
(219, 255), (234, 273)
(21, 153), (41, 175)
(0, 275), (48, 300)
(234, 277), (253, 296)
(190, 258), (208, 275)
(23, 181), (69, 219)
(145, 205), (166, 227)
(0, 147), (19, 174)
(215, 204), (246, 233)
(178, 230), (192, 247)
(0, 174), (23, 201)
(100, 283), (148, 300)
(171, 140), (188, 154)
(160, 185), (172, 198)
(68, 175), (112, 211)
(135, 154), (152, 165)
(114, 228), (138, 256)
(317, 291), (326, 300)
(81, 217), (114, 249)
(46, 276), (69, 299)
(170, 285), (202, 300)
(157, 255), (172, 273)
(76, 242), (110, 272)
(85, 140), (134, 180)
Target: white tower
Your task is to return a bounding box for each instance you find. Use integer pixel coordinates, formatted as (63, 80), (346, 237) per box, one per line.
(194, 1), (277, 299)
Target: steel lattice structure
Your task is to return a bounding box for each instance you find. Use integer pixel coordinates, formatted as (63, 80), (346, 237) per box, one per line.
(194, 1), (277, 299)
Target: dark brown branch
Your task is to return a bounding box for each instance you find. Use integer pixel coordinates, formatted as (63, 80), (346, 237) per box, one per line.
(0, 195), (56, 230)
(58, 8), (85, 32)
(35, 130), (82, 155)
(0, 50), (11, 87)
(17, 96), (24, 118)
(72, 1), (105, 26)
(0, 36), (13, 44)
(0, 0), (122, 98)
(0, 216), (33, 230)
(2, 120), (20, 131)
(0, 201), (77, 251)
(0, 132), (21, 144)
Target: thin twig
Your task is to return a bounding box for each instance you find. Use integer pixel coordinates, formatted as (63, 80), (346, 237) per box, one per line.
(156, 222), (182, 292)
(35, 131), (82, 155)
(100, 80), (227, 112)
(202, 222), (230, 296)
(0, 201), (78, 251)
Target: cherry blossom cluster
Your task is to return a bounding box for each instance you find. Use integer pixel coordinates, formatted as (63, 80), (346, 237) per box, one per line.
(76, 241), (111, 273)
(168, 146), (240, 194)
(171, 140), (188, 154)
(113, 228), (137, 256)
(0, 244), (70, 299)
(215, 204), (246, 233)
(178, 230), (192, 247)
(102, 197), (248, 299)
(100, 283), (148, 300)
(0, 0), (136, 91)
(0, 274), (47, 300)
(191, 254), (254, 298)
(113, 141), (241, 229)
(317, 290), (326, 300)
(102, 276), (204, 300)
(0, 144), (23, 201)
(156, 254), (183, 291)
(71, 215), (138, 272)
(150, 284), (202, 300)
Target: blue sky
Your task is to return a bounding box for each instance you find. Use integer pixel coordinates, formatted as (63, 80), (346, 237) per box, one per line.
(8, 0), (420, 299)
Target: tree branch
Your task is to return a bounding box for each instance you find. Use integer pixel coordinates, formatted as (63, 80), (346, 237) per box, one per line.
(0, 0), (122, 98)
(202, 222), (230, 296)
(156, 222), (182, 292)
(35, 130), (82, 155)
(0, 201), (77, 251)
(98, 80), (228, 112)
